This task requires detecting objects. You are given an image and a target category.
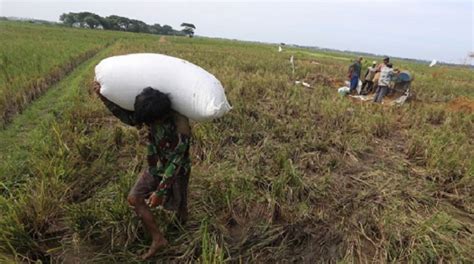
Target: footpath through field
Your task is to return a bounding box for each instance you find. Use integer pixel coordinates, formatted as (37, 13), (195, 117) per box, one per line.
(0, 42), (115, 185)
(0, 41), (127, 261)
(0, 22), (123, 127)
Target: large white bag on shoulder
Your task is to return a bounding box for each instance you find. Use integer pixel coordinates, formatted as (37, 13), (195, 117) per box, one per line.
(95, 53), (231, 121)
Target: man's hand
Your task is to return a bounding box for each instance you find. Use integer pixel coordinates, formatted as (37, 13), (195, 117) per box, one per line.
(92, 81), (101, 95)
(147, 192), (164, 208)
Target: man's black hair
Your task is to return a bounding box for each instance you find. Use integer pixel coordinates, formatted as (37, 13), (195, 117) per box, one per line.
(134, 87), (171, 125)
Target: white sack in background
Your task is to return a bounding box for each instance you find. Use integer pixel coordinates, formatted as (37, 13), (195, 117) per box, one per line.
(344, 80), (362, 94)
(338, 86), (350, 96)
(95, 53), (231, 121)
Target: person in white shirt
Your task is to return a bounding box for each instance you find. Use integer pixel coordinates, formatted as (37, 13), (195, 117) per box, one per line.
(361, 61), (377, 94)
(373, 63), (394, 103)
(372, 56), (390, 91)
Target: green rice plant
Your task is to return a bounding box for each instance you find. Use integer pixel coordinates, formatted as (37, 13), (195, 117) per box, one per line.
(199, 219), (226, 264)
(0, 21), (150, 125)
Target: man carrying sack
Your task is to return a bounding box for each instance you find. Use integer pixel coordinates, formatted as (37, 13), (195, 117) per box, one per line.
(93, 82), (191, 260)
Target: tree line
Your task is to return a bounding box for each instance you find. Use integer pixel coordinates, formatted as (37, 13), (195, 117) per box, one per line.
(59, 12), (195, 37)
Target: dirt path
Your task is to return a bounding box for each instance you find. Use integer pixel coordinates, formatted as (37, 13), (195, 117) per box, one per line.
(0, 44), (115, 178)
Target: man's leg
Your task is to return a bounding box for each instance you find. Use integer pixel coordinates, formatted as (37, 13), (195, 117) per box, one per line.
(365, 81), (370, 93)
(128, 195), (168, 259)
(379, 86), (388, 102)
(373, 86), (381, 102)
(367, 81), (374, 93)
(361, 81), (370, 94)
(128, 172), (168, 260)
(374, 86), (388, 103)
(177, 169), (190, 224)
(350, 76), (358, 94)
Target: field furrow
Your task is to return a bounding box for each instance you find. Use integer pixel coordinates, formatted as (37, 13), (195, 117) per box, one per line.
(0, 45), (107, 126)
(0, 22), (121, 126)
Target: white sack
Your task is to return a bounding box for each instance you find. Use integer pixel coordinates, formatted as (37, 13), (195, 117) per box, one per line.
(338, 86), (350, 96)
(344, 80), (362, 94)
(95, 53), (231, 121)
(356, 80), (362, 94)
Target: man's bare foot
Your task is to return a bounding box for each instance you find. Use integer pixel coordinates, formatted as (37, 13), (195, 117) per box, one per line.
(141, 237), (168, 260)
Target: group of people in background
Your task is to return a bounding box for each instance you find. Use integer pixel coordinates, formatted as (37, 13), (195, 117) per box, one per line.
(348, 56), (397, 103)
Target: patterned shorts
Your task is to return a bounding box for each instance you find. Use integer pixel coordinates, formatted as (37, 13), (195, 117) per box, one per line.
(128, 171), (161, 198)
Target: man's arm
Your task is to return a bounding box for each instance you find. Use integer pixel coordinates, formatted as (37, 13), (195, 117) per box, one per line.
(348, 63), (355, 78)
(154, 113), (190, 196)
(388, 70), (396, 82)
(93, 81), (137, 126)
(154, 132), (190, 197)
(375, 64), (383, 72)
(147, 128), (190, 208)
(364, 69), (370, 78)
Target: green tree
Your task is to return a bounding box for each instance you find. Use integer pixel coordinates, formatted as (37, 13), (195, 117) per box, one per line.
(60, 12), (102, 28)
(59, 13), (77, 26)
(106, 15), (131, 31)
(161, 25), (173, 35)
(149, 23), (162, 34)
(180, 22), (196, 37)
(129, 19), (149, 33)
(59, 12), (183, 35)
(84, 16), (100, 29)
(98, 17), (111, 29)
(76, 12), (96, 27)
(180, 23), (196, 29)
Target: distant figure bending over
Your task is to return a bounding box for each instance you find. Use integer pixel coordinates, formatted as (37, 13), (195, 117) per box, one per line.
(361, 61), (377, 94)
(373, 63), (394, 103)
(348, 57), (363, 94)
(93, 82), (191, 260)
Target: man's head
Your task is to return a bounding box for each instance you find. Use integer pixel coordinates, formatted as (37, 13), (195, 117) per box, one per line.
(358, 57), (363, 63)
(134, 87), (171, 125)
(383, 56), (390, 64)
(372, 61), (377, 66)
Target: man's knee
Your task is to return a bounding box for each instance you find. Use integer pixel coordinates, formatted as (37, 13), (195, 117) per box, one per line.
(128, 195), (143, 207)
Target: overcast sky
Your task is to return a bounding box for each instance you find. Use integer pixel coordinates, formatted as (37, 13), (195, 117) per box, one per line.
(1, 0), (473, 64)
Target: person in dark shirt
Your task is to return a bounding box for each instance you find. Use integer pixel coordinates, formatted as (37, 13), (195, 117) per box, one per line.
(93, 82), (191, 260)
(348, 57), (363, 94)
